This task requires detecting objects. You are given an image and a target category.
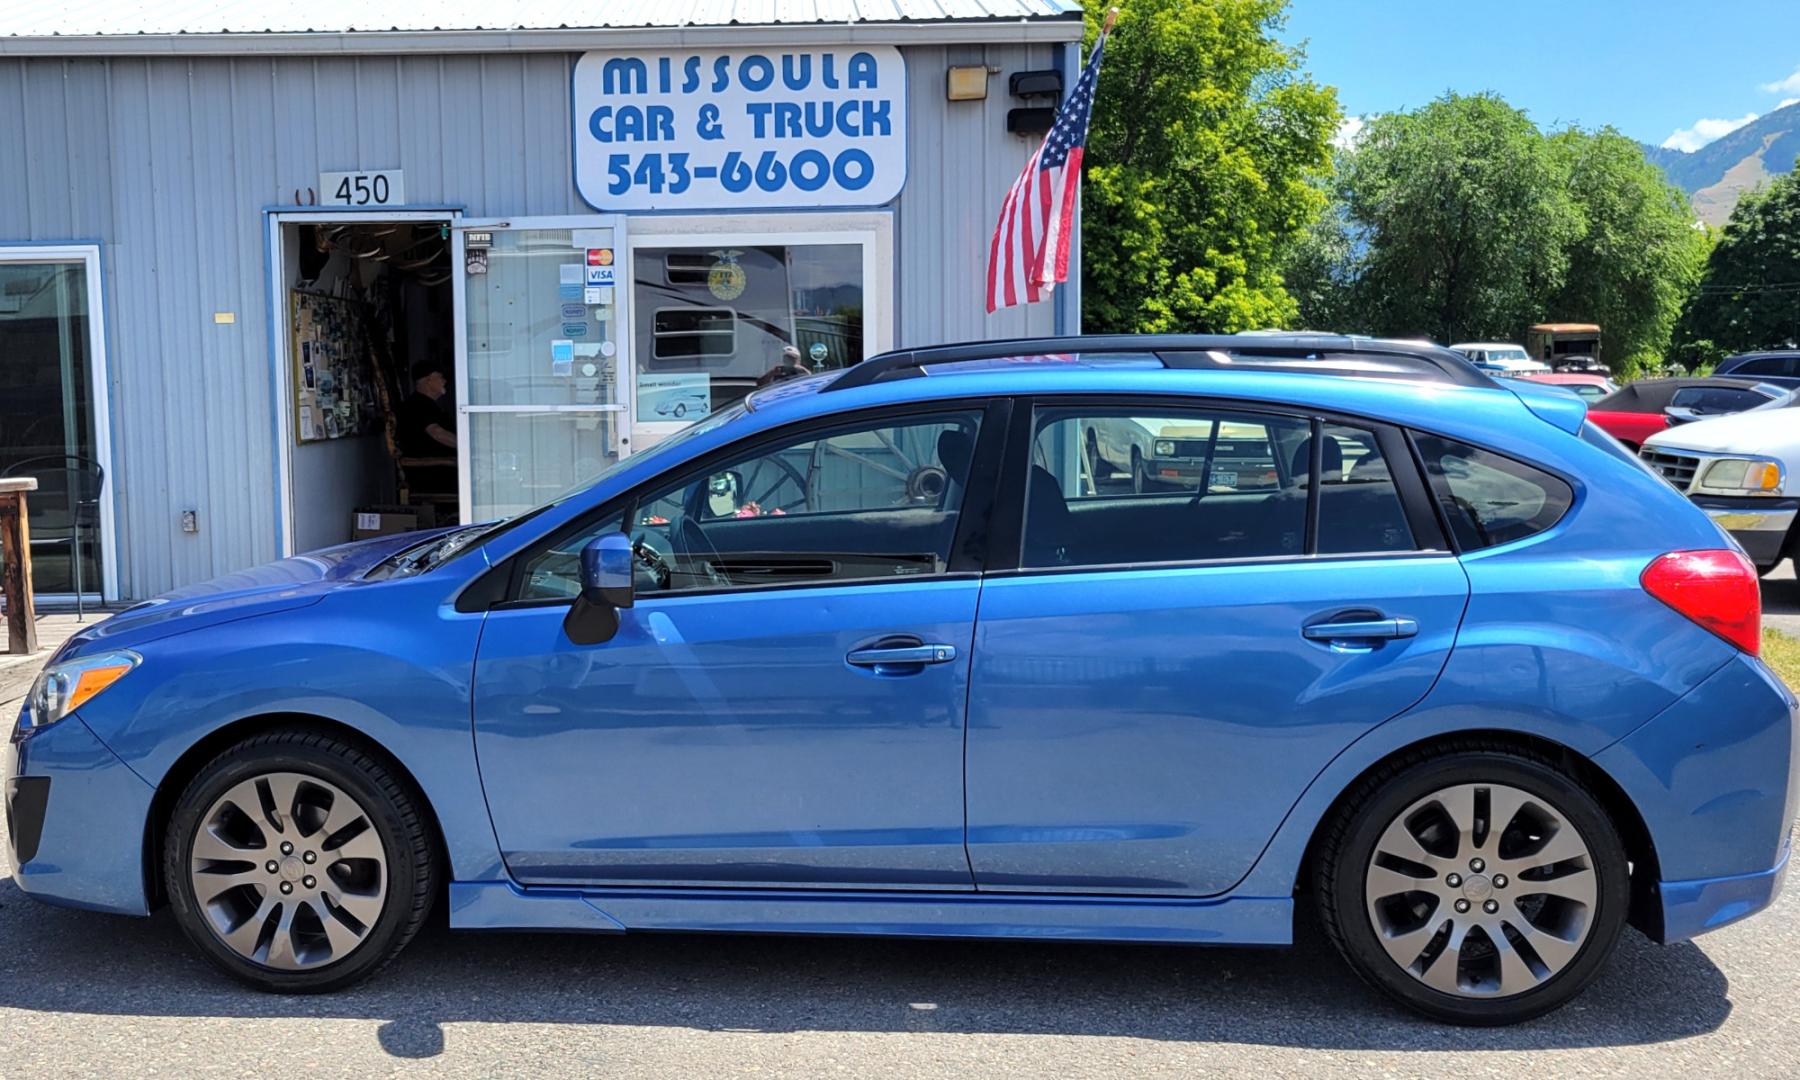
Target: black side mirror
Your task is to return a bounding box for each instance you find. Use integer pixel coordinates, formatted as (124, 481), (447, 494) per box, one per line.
(563, 532), (634, 645)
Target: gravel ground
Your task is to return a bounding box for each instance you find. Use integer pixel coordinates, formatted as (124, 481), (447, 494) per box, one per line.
(2, 801), (1796, 1079)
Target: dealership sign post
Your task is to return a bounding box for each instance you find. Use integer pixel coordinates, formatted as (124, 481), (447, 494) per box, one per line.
(572, 47), (908, 211)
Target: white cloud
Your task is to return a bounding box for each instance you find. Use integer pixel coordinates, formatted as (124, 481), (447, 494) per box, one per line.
(1762, 68), (1800, 96)
(1660, 112), (1759, 152)
(1333, 115), (1365, 150)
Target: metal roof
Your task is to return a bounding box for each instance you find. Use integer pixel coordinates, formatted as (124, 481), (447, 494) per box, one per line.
(0, 0), (1085, 52)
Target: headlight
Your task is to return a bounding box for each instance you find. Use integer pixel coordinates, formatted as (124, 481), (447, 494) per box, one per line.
(1154, 440), (1176, 456)
(1697, 456), (1784, 496)
(17, 650), (140, 739)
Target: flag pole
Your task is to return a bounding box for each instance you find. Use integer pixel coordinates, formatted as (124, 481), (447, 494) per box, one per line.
(1101, 6), (1118, 33)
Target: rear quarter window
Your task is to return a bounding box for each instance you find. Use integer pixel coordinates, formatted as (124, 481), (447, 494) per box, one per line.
(1413, 434), (1574, 550)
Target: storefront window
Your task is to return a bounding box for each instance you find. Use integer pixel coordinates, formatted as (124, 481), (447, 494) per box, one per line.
(633, 244), (864, 422)
(0, 257), (105, 597)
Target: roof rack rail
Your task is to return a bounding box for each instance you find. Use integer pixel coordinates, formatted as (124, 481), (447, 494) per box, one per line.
(823, 334), (1493, 392)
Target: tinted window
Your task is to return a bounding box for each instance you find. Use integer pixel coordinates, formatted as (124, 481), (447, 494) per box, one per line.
(1315, 423), (1415, 555)
(620, 411), (982, 594)
(1414, 435), (1573, 549)
(1669, 386), (1769, 413)
(1730, 355), (1800, 377)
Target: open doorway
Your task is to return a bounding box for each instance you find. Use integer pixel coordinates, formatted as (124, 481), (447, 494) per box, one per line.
(275, 216), (458, 553)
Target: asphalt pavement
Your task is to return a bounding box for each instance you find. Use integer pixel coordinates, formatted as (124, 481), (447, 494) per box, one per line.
(6, 583), (1800, 1078)
(2, 804), (1797, 1078)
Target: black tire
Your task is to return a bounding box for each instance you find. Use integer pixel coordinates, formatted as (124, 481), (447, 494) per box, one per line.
(1313, 743), (1630, 1025)
(1130, 448), (1145, 494)
(163, 729), (437, 993)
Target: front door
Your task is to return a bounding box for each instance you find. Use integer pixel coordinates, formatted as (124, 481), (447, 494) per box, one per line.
(966, 401), (1470, 895)
(455, 217), (630, 522)
(471, 404), (995, 889)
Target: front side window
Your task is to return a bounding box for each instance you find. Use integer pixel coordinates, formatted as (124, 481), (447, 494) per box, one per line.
(1414, 434), (1573, 550)
(626, 410), (982, 594)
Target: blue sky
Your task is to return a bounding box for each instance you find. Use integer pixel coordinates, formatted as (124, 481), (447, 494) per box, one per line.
(1281, 1), (1800, 152)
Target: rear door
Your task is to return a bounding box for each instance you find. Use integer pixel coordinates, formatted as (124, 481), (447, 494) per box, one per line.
(965, 398), (1470, 895)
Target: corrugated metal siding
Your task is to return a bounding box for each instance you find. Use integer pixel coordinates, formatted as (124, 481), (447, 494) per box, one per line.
(1, 0), (1081, 36)
(0, 45), (1063, 599)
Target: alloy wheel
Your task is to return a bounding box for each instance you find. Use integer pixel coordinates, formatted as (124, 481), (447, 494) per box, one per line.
(187, 771), (389, 970)
(1362, 782), (1597, 998)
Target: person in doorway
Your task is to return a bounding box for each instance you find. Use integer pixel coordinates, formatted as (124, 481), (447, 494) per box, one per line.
(399, 362), (457, 454)
(396, 361), (457, 505)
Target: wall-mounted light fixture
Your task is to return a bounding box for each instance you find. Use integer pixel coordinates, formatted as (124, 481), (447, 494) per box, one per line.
(946, 65), (993, 102)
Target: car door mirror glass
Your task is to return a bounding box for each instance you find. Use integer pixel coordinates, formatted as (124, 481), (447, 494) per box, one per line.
(580, 532), (636, 609)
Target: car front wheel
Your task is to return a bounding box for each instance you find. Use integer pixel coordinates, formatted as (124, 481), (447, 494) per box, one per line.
(163, 729), (437, 993)
(1315, 746), (1630, 1024)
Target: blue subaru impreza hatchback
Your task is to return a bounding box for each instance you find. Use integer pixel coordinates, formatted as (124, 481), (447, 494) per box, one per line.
(7, 335), (1794, 1024)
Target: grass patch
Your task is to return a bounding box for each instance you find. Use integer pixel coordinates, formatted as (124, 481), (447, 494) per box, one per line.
(1762, 628), (1800, 692)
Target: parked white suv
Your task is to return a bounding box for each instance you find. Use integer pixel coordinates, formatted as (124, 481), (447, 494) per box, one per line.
(1641, 391), (1800, 573)
(1449, 342), (1551, 376)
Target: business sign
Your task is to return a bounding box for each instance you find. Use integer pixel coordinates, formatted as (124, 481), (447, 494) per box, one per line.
(572, 47), (907, 212)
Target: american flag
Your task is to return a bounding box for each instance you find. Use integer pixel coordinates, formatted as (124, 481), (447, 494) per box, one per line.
(986, 28), (1111, 313)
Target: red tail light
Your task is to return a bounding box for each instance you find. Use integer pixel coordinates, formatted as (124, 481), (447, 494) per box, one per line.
(1640, 549), (1762, 656)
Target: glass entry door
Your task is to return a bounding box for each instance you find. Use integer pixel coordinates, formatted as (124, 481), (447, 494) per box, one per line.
(455, 218), (629, 522)
(0, 247), (113, 601)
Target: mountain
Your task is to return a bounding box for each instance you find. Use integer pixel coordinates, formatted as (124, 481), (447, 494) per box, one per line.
(1642, 102), (1800, 226)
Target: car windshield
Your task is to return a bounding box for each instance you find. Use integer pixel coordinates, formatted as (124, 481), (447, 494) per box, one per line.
(370, 403), (750, 578)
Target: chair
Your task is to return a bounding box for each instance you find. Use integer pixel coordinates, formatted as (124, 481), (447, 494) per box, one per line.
(1, 455), (105, 620)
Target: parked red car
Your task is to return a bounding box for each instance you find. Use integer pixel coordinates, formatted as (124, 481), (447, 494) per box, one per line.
(1586, 377), (1783, 449)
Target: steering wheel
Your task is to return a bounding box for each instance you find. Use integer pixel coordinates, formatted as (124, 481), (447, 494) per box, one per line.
(631, 535), (673, 591)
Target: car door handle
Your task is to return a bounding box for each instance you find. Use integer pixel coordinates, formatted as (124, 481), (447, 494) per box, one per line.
(846, 644), (959, 666)
(1302, 618), (1419, 641)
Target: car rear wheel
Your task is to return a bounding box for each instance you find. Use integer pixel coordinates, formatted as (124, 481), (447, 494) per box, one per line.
(164, 729), (437, 993)
(1314, 746), (1629, 1025)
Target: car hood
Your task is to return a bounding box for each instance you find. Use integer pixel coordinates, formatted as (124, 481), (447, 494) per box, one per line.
(1643, 408), (1800, 456)
(59, 529), (456, 657)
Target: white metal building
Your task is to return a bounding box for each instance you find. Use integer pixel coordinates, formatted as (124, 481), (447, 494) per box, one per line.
(0, 2), (1085, 602)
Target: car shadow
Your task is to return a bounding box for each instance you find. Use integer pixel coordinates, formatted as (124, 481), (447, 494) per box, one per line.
(0, 880), (1730, 1058)
(1762, 571), (1800, 619)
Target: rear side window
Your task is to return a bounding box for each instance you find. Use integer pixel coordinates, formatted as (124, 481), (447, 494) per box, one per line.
(1021, 409), (1417, 568)
(1314, 424), (1415, 555)
(1414, 434), (1573, 550)
(1730, 355), (1800, 377)
(1669, 386), (1768, 413)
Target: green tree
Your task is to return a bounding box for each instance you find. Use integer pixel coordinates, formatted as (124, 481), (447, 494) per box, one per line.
(1546, 128), (1709, 376)
(1327, 93), (1582, 344)
(1080, 0), (1338, 333)
(1677, 163), (1800, 355)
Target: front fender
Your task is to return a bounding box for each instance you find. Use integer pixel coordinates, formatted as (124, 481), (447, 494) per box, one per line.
(74, 577), (505, 883)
